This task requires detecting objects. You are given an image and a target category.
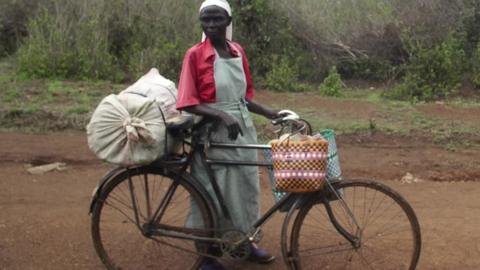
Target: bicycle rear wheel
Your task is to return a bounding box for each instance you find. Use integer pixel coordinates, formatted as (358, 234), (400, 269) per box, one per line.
(91, 167), (214, 270)
(290, 179), (421, 270)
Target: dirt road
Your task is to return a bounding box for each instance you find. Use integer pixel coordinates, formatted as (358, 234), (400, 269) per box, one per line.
(1, 132), (479, 270)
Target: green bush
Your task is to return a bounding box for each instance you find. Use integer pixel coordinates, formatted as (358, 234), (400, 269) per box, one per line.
(472, 43), (480, 88)
(387, 34), (466, 101)
(0, 0), (37, 57)
(339, 57), (397, 81)
(0, 23), (6, 56)
(127, 42), (182, 82)
(16, 3), (116, 80)
(122, 17), (187, 81)
(15, 0), (199, 82)
(232, 0), (320, 83)
(318, 66), (344, 97)
(462, 0), (480, 55)
(264, 55), (308, 92)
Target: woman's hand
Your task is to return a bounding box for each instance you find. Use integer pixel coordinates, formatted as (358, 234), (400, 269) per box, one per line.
(217, 111), (243, 140)
(181, 104), (243, 140)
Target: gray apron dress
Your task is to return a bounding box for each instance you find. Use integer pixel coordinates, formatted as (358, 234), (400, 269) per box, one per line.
(188, 48), (260, 233)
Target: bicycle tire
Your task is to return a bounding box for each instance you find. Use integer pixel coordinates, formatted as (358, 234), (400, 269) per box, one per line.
(289, 179), (421, 270)
(91, 166), (214, 270)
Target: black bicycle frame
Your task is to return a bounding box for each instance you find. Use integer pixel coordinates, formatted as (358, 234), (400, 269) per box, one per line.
(146, 140), (300, 243)
(196, 141), (298, 230)
(197, 141), (359, 246)
(148, 135), (358, 248)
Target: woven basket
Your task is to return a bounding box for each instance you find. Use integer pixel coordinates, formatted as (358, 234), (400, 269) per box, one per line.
(266, 129), (342, 204)
(270, 138), (328, 193)
(320, 129), (342, 181)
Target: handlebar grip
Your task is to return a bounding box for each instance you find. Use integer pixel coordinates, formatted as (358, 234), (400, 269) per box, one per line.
(271, 112), (300, 126)
(271, 117), (284, 125)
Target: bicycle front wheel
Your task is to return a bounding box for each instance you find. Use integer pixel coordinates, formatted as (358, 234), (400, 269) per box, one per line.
(91, 167), (214, 270)
(290, 179), (421, 270)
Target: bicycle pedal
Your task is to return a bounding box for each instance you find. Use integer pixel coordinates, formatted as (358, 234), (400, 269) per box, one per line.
(249, 229), (264, 243)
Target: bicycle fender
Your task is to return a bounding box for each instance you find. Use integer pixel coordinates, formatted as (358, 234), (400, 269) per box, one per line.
(88, 166), (128, 214)
(180, 172), (219, 230)
(280, 195), (310, 269)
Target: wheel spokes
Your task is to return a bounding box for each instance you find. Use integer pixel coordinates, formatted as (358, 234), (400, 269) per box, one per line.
(292, 181), (419, 270)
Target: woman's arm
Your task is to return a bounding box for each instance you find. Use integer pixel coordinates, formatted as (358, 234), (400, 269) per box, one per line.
(233, 43), (281, 119)
(182, 104), (243, 140)
(246, 99), (281, 120)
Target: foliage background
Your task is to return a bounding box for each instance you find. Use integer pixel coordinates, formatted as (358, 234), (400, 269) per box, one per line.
(1, 0), (480, 100)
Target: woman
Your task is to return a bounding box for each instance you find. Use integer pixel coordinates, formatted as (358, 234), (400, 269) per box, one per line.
(176, 0), (282, 269)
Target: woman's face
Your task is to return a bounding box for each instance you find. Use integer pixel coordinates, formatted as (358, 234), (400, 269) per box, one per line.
(199, 6), (231, 41)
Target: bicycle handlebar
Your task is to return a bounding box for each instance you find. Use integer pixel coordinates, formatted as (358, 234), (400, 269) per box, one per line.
(271, 110), (312, 136)
(271, 110), (300, 125)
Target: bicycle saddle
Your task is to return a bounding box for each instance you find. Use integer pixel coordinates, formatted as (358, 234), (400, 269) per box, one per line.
(166, 115), (194, 133)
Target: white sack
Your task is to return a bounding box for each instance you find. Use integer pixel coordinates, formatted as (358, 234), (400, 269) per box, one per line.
(87, 93), (172, 166)
(121, 68), (180, 121)
(87, 68), (185, 166)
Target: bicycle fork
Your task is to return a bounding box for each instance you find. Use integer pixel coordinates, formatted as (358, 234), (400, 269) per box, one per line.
(322, 196), (362, 249)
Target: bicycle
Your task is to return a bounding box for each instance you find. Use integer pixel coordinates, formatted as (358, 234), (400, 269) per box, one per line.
(89, 112), (422, 270)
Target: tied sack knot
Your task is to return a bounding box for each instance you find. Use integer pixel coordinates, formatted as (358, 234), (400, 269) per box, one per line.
(123, 117), (156, 145)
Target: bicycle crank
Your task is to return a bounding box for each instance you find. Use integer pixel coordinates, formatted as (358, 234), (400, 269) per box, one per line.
(220, 230), (252, 260)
